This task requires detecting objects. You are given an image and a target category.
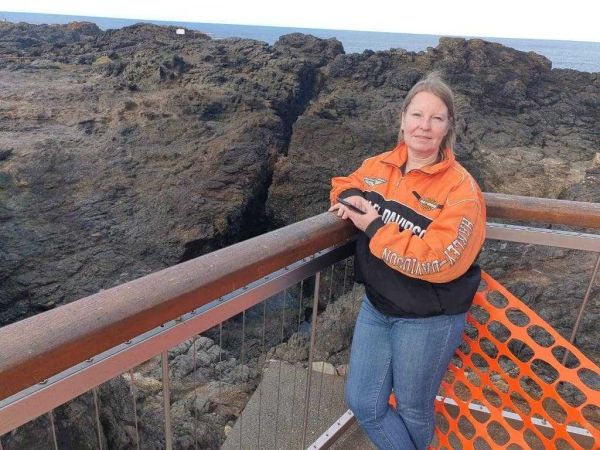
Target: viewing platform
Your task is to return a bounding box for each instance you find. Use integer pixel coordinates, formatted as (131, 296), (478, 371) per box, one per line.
(0, 193), (599, 449)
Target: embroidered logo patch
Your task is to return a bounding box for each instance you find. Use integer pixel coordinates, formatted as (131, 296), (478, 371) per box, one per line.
(412, 191), (443, 211)
(364, 177), (387, 186)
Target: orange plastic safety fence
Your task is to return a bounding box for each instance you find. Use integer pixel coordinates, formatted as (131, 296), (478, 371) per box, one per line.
(428, 270), (600, 449)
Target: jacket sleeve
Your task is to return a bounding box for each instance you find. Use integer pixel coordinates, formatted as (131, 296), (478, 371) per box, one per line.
(329, 160), (368, 205)
(366, 180), (486, 283)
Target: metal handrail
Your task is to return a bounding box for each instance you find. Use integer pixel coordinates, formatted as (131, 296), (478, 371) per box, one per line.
(0, 214), (355, 401)
(484, 192), (600, 228)
(0, 242), (354, 435)
(0, 193), (598, 403)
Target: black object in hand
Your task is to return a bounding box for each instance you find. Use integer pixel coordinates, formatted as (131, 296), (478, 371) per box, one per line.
(336, 197), (366, 214)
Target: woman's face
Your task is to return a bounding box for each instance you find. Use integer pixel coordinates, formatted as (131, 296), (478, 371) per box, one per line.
(401, 91), (449, 158)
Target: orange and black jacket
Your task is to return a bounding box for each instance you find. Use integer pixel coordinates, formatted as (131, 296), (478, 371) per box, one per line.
(331, 143), (486, 317)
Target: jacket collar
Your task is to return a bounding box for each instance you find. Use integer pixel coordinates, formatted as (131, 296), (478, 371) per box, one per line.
(381, 142), (455, 175)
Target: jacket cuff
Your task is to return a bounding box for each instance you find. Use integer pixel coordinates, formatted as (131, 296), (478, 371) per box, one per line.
(338, 188), (364, 199)
(365, 218), (385, 239)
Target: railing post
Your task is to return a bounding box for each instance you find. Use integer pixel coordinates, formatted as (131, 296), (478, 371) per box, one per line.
(48, 410), (58, 450)
(257, 304), (265, 450)
(191, 339), (198, 450)
(288, 279), (305, 449)
(302, 271), (321, 448)
(239, 311), (246, 450)
(274, 289), (286, 448)
(161, 351), (173, 450)
(562, 252), (600, 365)
(92, 387), (103, 450)
(128, 369), (141, 450)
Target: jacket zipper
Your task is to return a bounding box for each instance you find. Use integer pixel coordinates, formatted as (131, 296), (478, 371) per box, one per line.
(395, 167), (404, 188)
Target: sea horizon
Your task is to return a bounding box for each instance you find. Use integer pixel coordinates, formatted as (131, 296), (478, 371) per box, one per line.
(2, 11), (599, 73)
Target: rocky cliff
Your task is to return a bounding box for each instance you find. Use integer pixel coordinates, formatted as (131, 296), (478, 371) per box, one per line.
(1, 20), (599, 450)
(0, 22), (343, 323)
(1, 19), (598, 349)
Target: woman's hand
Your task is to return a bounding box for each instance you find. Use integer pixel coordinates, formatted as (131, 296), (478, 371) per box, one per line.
(328, 196), (380, 232)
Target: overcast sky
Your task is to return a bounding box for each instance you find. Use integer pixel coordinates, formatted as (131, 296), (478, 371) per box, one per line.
(2, 0), (600, 43)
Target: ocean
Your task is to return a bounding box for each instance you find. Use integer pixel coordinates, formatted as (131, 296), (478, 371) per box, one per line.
(2, 11), (599, 73)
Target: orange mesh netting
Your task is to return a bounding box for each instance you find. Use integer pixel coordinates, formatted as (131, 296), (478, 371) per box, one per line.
(435, 270), (599, 449)
(391, 271), (599, 449)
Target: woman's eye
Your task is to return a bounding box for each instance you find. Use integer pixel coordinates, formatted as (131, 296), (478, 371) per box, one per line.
(411, 113), (421, 117)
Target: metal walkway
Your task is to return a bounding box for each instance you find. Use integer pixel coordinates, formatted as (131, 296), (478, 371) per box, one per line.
(222, 360), (374, 450)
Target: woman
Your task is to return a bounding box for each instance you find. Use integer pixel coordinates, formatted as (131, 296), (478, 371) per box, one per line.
(329, 73), (485, 450)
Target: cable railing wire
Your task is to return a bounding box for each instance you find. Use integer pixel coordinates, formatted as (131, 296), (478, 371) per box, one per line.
(48, 410), (58, 450)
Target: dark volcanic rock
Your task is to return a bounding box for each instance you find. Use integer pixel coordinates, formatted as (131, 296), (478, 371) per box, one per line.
(267, 37), (599, 224)
(0, 21), (102, 52)
(1, 21), (598, 359)
(0, 24), (343, 325)
(1, 20), (598, 358)
(1, 20), (599, 450)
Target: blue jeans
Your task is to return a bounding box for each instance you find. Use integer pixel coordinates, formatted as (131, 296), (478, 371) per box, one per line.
(345, 297), (466, 450)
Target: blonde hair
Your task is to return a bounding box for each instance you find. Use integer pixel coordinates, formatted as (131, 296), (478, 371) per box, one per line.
(398, 72), (456, 151)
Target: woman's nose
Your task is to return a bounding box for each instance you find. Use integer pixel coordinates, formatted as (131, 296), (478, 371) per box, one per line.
(419, 117), (432, 130)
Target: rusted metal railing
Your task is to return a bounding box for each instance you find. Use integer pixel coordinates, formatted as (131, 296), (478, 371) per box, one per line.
(484, 192), (600, 228)
(1, 193), (599, 448)
(0, 214), (355, 402)
(308, 194), (600, 449)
